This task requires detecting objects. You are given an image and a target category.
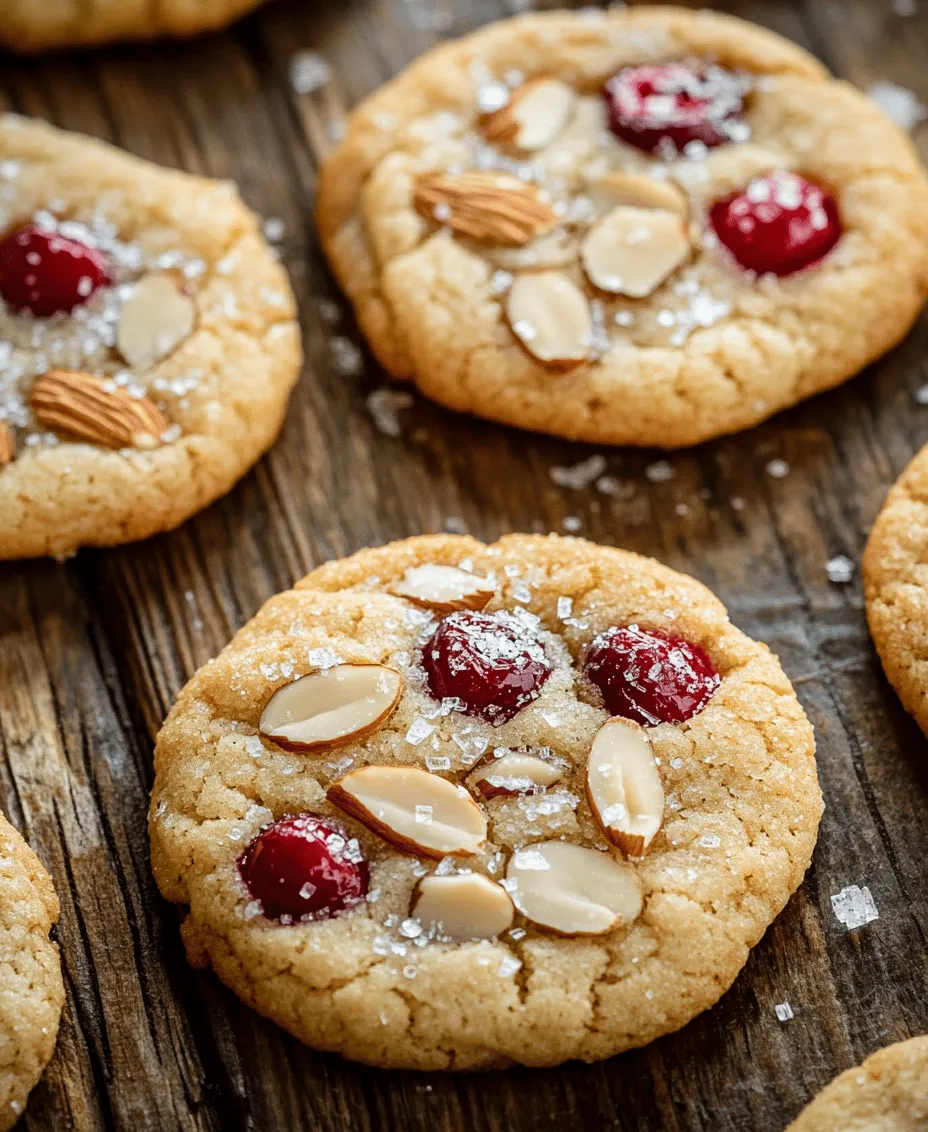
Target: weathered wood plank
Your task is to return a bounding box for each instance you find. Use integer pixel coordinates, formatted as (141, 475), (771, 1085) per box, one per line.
(1, 0), (927, 1128)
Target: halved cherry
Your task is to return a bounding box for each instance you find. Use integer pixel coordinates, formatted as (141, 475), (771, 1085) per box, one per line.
(238, 814), (368, 922)
(710, 171), (841, 276)
(584, 625), (719, 726)
(603, 63), (745, 154)
(422, 610), (551, 724)
(0, 224), (112, 317)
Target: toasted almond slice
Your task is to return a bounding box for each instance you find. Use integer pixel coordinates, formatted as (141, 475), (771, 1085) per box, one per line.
(259, 664), (402, 752)
(506, 271), (592, 371)
(412, 873), (515, 940)
(328, 765), (487, 858)
(31, 370), (169, 450)
(588, 172), (689, 220)
(413, 172), (558, 247)
(0, 421), (13, 467)
(505, 840), (642, 936)
(389, 563), (495, 612)
(482, 78), (576, 152)
(581, 206), (690, 298)
(586, 719), (664, 858)
(471, 753), (564, 800)
(117, 273), (196, 371)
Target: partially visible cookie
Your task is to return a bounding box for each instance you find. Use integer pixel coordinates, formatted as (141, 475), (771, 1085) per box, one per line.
(0, 0), (268, 52)
(863, 445), (928, 737)
(0, 115), (302, 560)
(787, 1037), (928, 1130)
(317, 6), (928, 448)
(0, 812), (64, 1131)
(150, 532), (822, 1070)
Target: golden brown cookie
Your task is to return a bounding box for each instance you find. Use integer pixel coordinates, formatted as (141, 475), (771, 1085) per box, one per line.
(0, 0), (268, 52)
(0, 812), (64, 1131)
(0, 115), (302, 560)
(787, 1036), (928, 1131)
(150, 533), (822, 1070)
(863, 444), (928, 737)
(317, 7), (928, 448)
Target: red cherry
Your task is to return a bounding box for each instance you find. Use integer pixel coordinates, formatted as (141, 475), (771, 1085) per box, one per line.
(603, 63), (745, 154)
(584, 625), (719, 727)
(710, 171), (841, 277)
(422, 610), (552, 724)
(238, 814), (368, 923)
(0, 224), (112, 317)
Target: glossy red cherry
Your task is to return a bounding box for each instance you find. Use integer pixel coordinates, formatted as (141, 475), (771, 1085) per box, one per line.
(603, 63), (745, 154)
(238, 814), (368, 922)
(584, 625), (720, 727)
(0, 224), (112, 317)
(422, 610), (551, 724)
(710, 171), (841, 277)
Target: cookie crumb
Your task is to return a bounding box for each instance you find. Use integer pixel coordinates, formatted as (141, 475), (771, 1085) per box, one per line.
(645, 460), (675, 483)
(562, 516), (582, 532)
(766, 458), (790, 479)
(831, 884), (879, 930)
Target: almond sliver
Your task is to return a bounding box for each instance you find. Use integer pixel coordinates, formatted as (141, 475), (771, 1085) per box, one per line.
(259, 664), (402, 752)
(389, 563), (495, 612)
(586, 718), (664, 858)
(581, 205), (690, 298)
(482, 78), (576, 152)
(117, 273), (196, 371)
(328, 765), (487, 858)
(505, 840), (642, 935)
(506, 271), (593, 371)
(471, 752), (564, 799)
(413, 873), (514, 940)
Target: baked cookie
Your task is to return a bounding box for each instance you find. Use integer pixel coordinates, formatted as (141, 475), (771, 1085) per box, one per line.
(317, 7), (928, 449)
(150, 533), (822, 1070)
(863, 445), (928, 736)
(787, 1036), (928, 1130)
(0, 115), (301, 560)
(0, 812), (64, 1130)
(0, 0), (267, 52)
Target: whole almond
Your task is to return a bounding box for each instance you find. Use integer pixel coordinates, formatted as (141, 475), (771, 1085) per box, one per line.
(0, 421), (14, 467)
(31, 370), (170, 450)
(414, 172), (558, 248)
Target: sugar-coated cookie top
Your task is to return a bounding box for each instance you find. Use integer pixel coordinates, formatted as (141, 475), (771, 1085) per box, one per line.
(0, 813), (63, 1132)
(151, 533), (822, 1070)
(318, 6), (928, 447)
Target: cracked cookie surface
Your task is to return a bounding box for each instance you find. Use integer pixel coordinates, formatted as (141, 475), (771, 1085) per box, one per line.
(864, 445), (928, 738)
(786, 1036), (928, 1130)
(0, 115), (301, 560)
(0, 812), (63, 1131)
(150, 533), (822, 1070)
(317, 6), (928, 449)
(0, 0), (267, 52)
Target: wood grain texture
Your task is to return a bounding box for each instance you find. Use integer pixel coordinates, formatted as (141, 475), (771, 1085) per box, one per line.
(1, 1), (927, 1128)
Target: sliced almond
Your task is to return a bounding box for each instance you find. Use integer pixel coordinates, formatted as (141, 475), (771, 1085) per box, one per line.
(328, 765), (487, 858)
(586, 719), (664, 858)
(505, 840), (642, 936)
(389, 563), (495, 612)
(588, 171), (689, 220)
(481, 78), (576, 152)
(413, 172), (558, 247)
(259, 664), (402, 752)
(412, 873), (515, 941)
(0, 421), (13, 467)
(117, 273), (196, 371)
(471, 753), (564, 800)
(31, 370), (169, 450)
(506, 271), (592, 371)
(581, 206), (690, 298)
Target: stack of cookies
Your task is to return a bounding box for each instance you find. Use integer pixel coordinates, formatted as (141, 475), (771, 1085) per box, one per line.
(1, 4), (926, 1129)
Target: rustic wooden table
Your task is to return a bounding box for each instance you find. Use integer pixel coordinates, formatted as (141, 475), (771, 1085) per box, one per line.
(2, 1), (927, 1129)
